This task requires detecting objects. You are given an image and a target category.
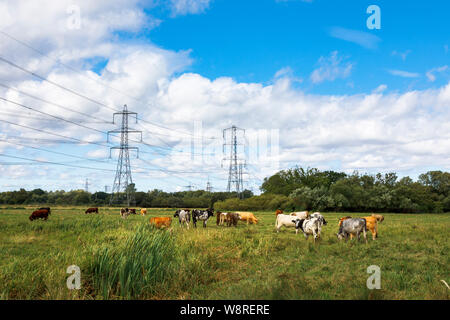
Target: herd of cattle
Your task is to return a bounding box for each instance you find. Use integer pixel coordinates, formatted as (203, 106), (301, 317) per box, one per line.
(27, 207), (384, 243)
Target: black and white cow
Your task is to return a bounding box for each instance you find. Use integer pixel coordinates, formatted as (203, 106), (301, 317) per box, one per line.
(192, 209), (214, 228)
(174, 209), (191, 229)
(310, 212), (327, 237)
(292, 217), (322, 242)
(336, 218), (367, 244)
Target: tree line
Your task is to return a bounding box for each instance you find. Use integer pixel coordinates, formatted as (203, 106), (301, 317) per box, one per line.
(215, 168), (450, 213)
(1, 168), (449, 213)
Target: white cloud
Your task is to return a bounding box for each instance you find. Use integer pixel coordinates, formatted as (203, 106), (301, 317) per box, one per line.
(392, 50), (411, 61)
(310, 51), (353, 84)
(426, 65), (448, 82)
(329, 26), (381, 49)
(169, 0), (211, 16)
(388, 69), (420, 78)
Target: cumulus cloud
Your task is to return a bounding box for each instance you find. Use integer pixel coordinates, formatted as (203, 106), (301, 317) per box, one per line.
(310, 51), (353, 84)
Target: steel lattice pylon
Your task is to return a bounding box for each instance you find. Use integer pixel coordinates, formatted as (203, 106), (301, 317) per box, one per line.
(223, 125), (246, 197)
(108, 105), (142, 206)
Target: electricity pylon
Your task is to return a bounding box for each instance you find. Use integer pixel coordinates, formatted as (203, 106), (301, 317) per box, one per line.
(108, 104), (142, 206)
(223, 125), (246, 197)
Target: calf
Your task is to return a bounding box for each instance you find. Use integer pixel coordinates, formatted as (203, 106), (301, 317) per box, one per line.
(85, 207), (99, 214)
(29, 209), (49, 221)
(149, 217), (172, 229)
(174, 209), (190, 229)
(336, 218), (368, 244)
(292, 217), (321, 242)
(192, 209), (214, 228)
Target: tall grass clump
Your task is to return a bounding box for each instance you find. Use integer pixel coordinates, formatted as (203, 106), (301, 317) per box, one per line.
(87, 224), (177, 299)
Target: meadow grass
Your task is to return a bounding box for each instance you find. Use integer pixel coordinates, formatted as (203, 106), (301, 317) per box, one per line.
(0, 206), (448, 300)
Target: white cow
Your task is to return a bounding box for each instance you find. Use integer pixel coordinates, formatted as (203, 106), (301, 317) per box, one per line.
(310, 212), (327, 237)
(275, 214), (297, 233)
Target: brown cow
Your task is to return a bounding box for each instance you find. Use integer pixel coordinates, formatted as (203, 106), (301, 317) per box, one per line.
(226, 212), (240, 227)
(149, 217), (172, 229)
(129, 209), (137, 214)
(29, 209), (49, 221)
(85, 207), (99, 214)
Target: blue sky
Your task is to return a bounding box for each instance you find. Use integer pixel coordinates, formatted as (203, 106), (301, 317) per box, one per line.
(145, 0), (449, 93)
(0, 0), (449, 193)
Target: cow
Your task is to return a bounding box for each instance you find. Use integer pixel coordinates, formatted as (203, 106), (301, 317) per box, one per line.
(192, 209), (214, 228)
(120, 208), (130, 219)
(372, 214), (384, 223)
(336, 218), (368, 244)
(226, 212), (240, 227)
(310, 212), (327, 237)
(39, 207), (51, 215)
(290, 211), (309, 219)
(129, 209), (137, 215)
(85, 207), (99, 214)
(174, 209), (190, 229)
(236, 212), (258, 225)
(29, 209), (49, 221)
(140, 208), (147, 216)
(275, 213), (297, 232)
(149, 217), (172, 229)
(339, 215), (383, 241)
(292, 217), (321, 242)
(216, 211), (229, 226)
(275, 209), (283, 216)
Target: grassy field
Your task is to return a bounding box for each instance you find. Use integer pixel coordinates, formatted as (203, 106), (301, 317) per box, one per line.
(0, 206), (448, 300)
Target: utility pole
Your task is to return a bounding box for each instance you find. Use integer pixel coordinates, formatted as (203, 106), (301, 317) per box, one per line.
(108, 104), (142, 206)
(223, 125), (246, 197)
(84, 178), (89, 193)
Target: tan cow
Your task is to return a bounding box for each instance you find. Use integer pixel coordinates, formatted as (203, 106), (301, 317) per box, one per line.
(140, 208), (147, 216)
(235, 211), (258, 224)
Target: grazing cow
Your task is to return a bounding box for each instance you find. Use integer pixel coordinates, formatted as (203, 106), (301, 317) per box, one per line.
(336, 218), (368, 243)
(140, 208), (147, 216)
(129, 209), (137, 215)
(39, 207), (51, 215)
(174, 209), (190, 229)
(192, 209), (214, 228)
(290, 211), (309, 219)
(275, 213), (297, 232)
(29, 209), (49, 221)
(120, 208), (130, 219)
(85, 207), (99, 214)
(292, 217), (321, 242)
(149, 217), (172, 229)
(225, 212), (240, 227)
(236, 212), (258, 225)
(372, 214), (384, 223)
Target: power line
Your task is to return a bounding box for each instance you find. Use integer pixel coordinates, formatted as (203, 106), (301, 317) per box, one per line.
(0, 54), (219, 141)
(0, 153), (115, 172)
